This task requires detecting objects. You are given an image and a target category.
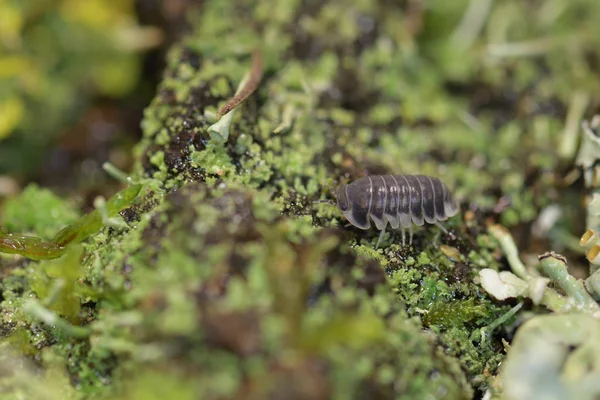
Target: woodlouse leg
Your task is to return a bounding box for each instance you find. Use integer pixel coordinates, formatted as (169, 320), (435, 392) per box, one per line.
(376, 228), (386, 249)
(435, 222), (448, 234)
(409, 225), (413, 245)
(401, 228), (406, 246)
(312, 199), (334, 205)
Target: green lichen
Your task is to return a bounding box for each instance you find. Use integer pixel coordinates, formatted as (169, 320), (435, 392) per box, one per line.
(479, 228), (600, 399)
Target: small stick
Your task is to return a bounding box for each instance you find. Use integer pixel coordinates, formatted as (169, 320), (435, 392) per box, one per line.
(216, 49), (264, 120)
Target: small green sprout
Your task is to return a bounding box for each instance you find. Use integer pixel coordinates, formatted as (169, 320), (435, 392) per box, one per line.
(0, 184), (142, 261)
(208, 50), (264, 141)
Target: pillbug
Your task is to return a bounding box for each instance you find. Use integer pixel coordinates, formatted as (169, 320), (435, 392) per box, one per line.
(322, 174), (460, 248)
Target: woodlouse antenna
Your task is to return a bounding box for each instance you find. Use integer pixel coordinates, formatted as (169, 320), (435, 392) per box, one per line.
(312, 182), (340, 206)
(312, 199), (335, 205)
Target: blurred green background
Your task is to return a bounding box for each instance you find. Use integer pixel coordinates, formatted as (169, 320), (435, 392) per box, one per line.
(0, 0), (191, 197)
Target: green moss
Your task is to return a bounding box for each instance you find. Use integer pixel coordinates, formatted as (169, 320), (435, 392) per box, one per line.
(423, 299), (490, 329)
(190, 141), (236, 178)
(2, 184), (80, 240)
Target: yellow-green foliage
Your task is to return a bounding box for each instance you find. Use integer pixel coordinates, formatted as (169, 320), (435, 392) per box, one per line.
(0, 0), (158, 175)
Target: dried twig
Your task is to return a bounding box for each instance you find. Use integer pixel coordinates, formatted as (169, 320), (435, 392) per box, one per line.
(216, 49), (264, 120)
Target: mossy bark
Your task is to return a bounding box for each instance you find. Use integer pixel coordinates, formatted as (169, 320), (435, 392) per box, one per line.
(4, 0), (600, 399)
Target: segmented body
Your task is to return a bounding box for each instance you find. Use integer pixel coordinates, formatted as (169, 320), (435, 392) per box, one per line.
(334, 174), (459, 246)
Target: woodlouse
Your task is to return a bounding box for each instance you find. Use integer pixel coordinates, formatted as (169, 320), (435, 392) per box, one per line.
(329, 174), (460, 247)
